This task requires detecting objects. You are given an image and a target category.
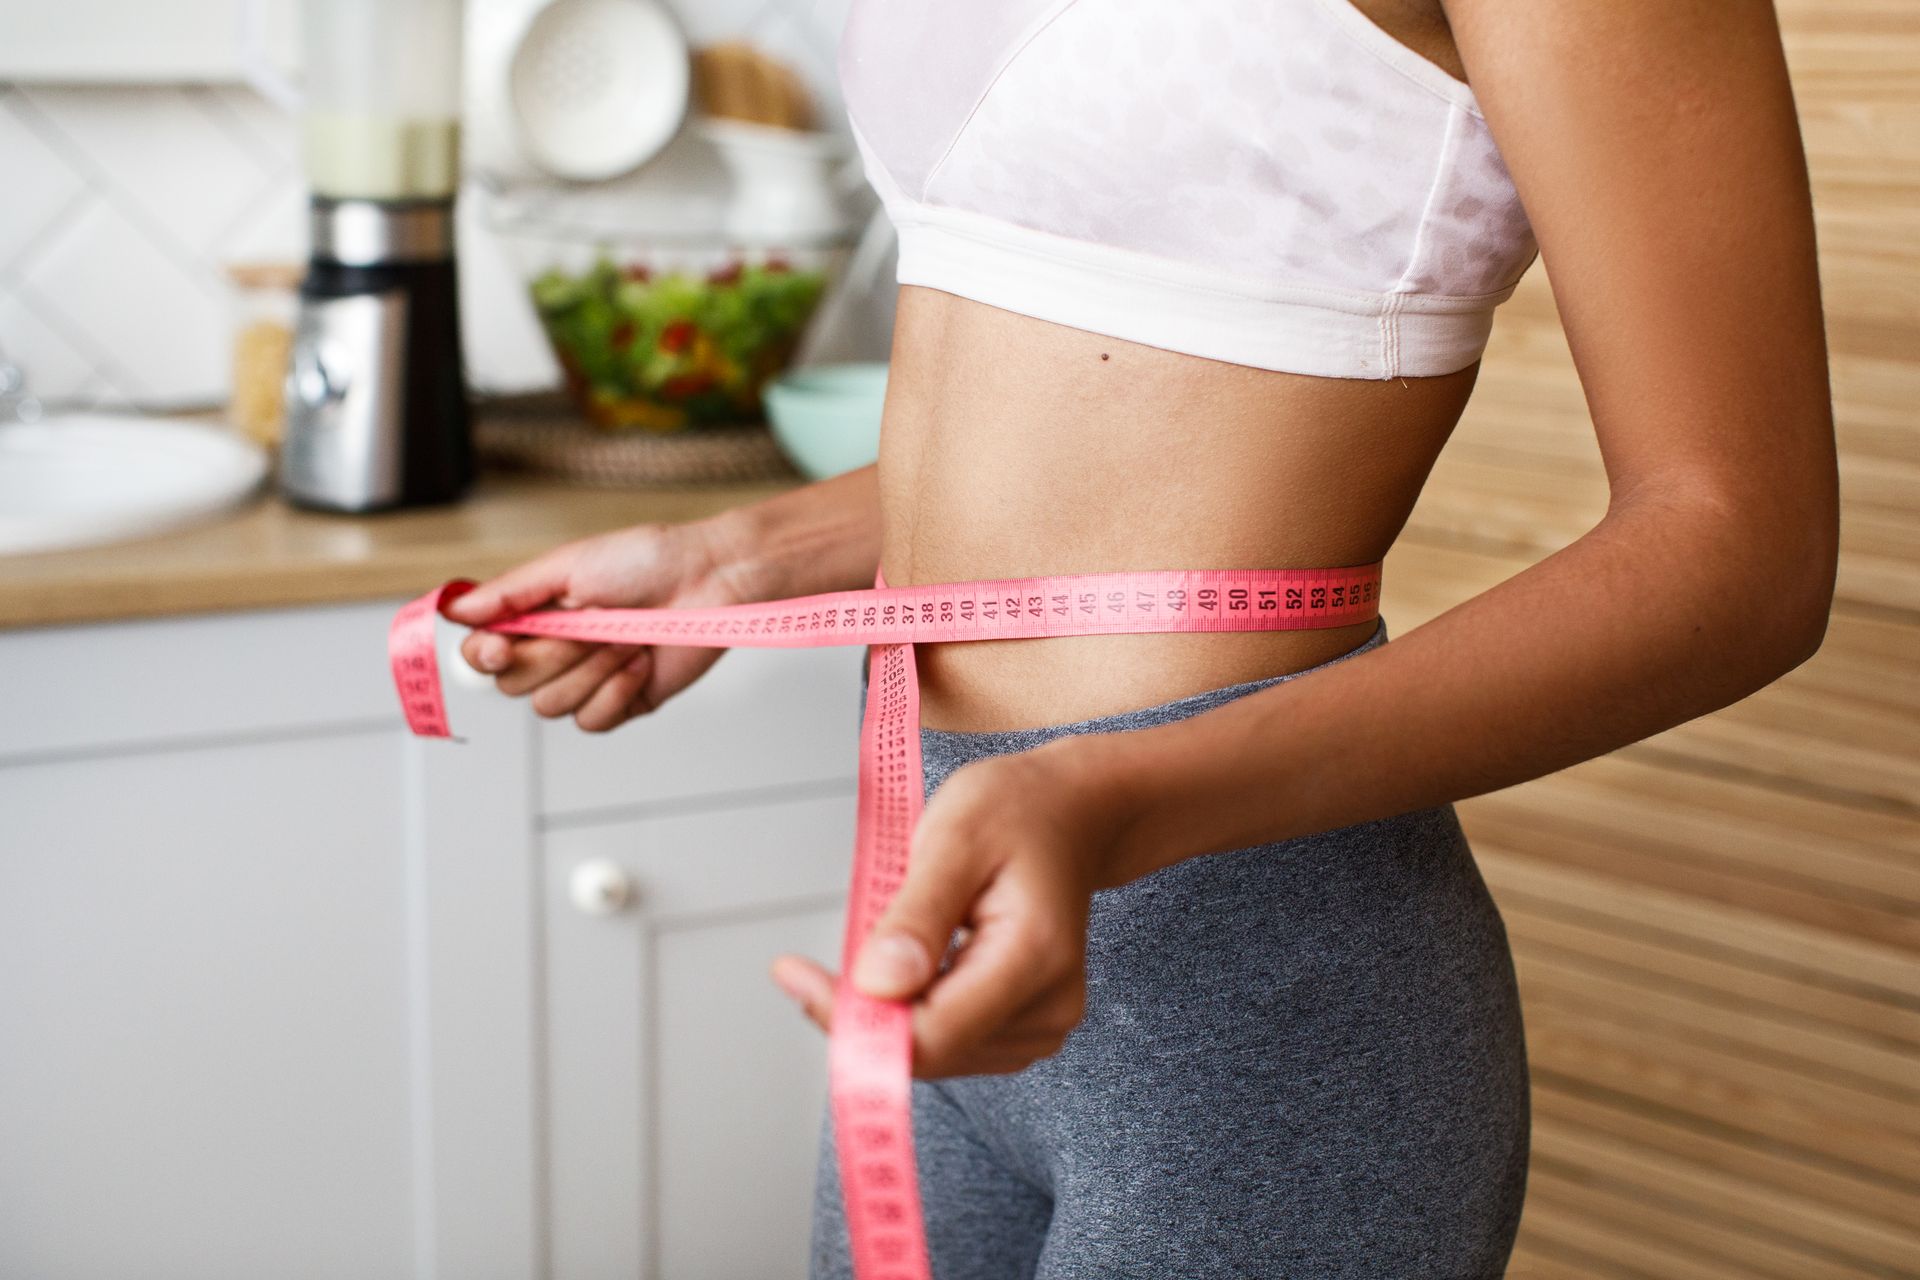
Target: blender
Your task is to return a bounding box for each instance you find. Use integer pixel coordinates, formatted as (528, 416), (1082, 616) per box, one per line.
(278, 0), (472, 512)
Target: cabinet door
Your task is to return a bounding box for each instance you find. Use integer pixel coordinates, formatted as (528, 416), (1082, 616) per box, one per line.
(0, 602), (544, 1280)
(537, 644), (864, 820)
(543, 791), (857, 1279)
(0, 730), (418, 1279)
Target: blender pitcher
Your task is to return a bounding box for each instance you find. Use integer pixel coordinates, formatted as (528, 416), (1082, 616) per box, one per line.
(258, 0), (473, 512)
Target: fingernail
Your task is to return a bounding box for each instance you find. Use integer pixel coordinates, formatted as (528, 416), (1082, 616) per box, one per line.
(853, 934), (931, 996)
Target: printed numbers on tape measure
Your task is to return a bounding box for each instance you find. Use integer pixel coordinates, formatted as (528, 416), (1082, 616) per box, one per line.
(853, 1123), (897, 1152)
(392, 565), (1385, 1280)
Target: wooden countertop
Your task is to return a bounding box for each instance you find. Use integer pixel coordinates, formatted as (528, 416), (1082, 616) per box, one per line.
(0, 469), (804, 631)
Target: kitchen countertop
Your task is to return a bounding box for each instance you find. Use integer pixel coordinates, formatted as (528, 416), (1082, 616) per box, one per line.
(0, 464), (805, 631)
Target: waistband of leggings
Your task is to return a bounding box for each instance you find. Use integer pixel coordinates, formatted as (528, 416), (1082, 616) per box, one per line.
(910, 615), (1390, 752)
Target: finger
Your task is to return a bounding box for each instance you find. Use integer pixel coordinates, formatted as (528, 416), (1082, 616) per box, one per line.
(771, 949), (1078, 1079)
(493, 637), (595, 697)
(909, 911), (1074, 1078)
(442, 550), (572, 625)
(770, 944), (1074, 1041)
(960, 962), (1083, 1043)
(998, 986), (1088, 1059)
(850, 825), (997, 1001)
(460, 629), (515, 675)
(644, 642), (729, 705)
(529, 644), (644, 719)
(906, 968), (1081, 1079)
(923, 1031), (1072, 1080)
(771, 954), (837, 1033)
(573, 649), (657, 733)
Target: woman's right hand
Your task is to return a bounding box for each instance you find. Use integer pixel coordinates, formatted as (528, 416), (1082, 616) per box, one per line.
(443, 518), (768, 734)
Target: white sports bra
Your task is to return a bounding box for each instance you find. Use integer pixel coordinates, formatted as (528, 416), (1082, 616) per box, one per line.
(838, 0), (1539, 380)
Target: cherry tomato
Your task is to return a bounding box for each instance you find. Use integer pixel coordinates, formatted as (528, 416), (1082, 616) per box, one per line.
(658, 319), (696, 354)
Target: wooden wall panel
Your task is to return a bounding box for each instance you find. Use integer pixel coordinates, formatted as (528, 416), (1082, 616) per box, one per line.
(1381, 3), (1919, 1273)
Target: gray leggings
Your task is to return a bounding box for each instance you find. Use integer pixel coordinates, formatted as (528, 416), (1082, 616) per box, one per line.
(813, 619), (1530, 1279)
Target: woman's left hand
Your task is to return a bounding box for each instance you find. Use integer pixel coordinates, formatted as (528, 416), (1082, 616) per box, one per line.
(770, 737), (1131, 1078)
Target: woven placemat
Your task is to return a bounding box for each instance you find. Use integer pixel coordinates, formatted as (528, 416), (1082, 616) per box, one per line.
(476, 406), (803, 487)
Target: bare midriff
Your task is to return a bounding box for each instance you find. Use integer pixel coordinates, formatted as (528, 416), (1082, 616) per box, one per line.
(877, 284), (1480, 733)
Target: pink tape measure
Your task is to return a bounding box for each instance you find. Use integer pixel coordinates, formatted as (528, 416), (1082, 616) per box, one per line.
(391, 563), (1382, 1279)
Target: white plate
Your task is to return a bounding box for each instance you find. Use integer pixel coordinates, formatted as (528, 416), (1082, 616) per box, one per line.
(0, 415), (269, 556)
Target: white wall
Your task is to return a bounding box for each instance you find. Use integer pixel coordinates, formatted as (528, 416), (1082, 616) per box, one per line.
(0, 0), (861, 412)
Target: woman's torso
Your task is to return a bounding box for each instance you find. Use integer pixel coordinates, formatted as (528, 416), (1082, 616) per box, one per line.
(856, 1), (1501, 732)
(880, 287), (1477, 731)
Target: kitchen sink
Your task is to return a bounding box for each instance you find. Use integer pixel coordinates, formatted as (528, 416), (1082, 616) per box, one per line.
(0, 414), (269, 556)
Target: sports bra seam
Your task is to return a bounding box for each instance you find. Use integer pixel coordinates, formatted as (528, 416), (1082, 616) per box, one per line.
(918, 0), (1086, 198)
(1383, 101), (1466, 373)
(893, 203), (1518, 314)
(847, 115), (910, 208)
(1310, 0), (1485, 120)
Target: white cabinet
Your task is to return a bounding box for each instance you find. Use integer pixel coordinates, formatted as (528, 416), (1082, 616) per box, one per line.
(541, 795), (853, 1279)
(0, 730), (417, 1280)
(537, 641), (863, 818)
(0, 0), (297, 82)
(0, 599), (867, 1278)
(0, 603), (432, 1279)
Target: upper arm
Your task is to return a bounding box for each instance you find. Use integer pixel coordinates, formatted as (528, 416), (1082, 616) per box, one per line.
(1441, 0), (1837, 543)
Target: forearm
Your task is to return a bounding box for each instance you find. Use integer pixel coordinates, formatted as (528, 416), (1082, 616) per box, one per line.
(705, 462), (883, 600)
(1075, 492), (1836, 888)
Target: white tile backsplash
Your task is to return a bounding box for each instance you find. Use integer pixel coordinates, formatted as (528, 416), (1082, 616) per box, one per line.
(0, 96), (88, 279)
(217, 175), (308, 265)
(0, 291), (99, 401)
(0, 0), (862, 411)
(23, 86), (288, 259)
(18, 198), (231, 400)
(0, 81), (303, 407)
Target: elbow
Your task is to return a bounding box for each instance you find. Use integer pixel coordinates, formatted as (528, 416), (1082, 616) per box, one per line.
(1636, 478), (1839, 692)
(1747, 519), (1839, 685)
(1762, 589), (1831, 683)
(1614, 415), (1841, 696)
(1774, 543), (1837, 673)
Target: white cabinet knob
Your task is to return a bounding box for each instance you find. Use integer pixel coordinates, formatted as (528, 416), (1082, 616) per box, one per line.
(570, 859), (636, 916)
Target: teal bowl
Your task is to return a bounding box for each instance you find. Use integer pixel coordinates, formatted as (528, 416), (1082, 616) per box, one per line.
(763, 362), (887, 480)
